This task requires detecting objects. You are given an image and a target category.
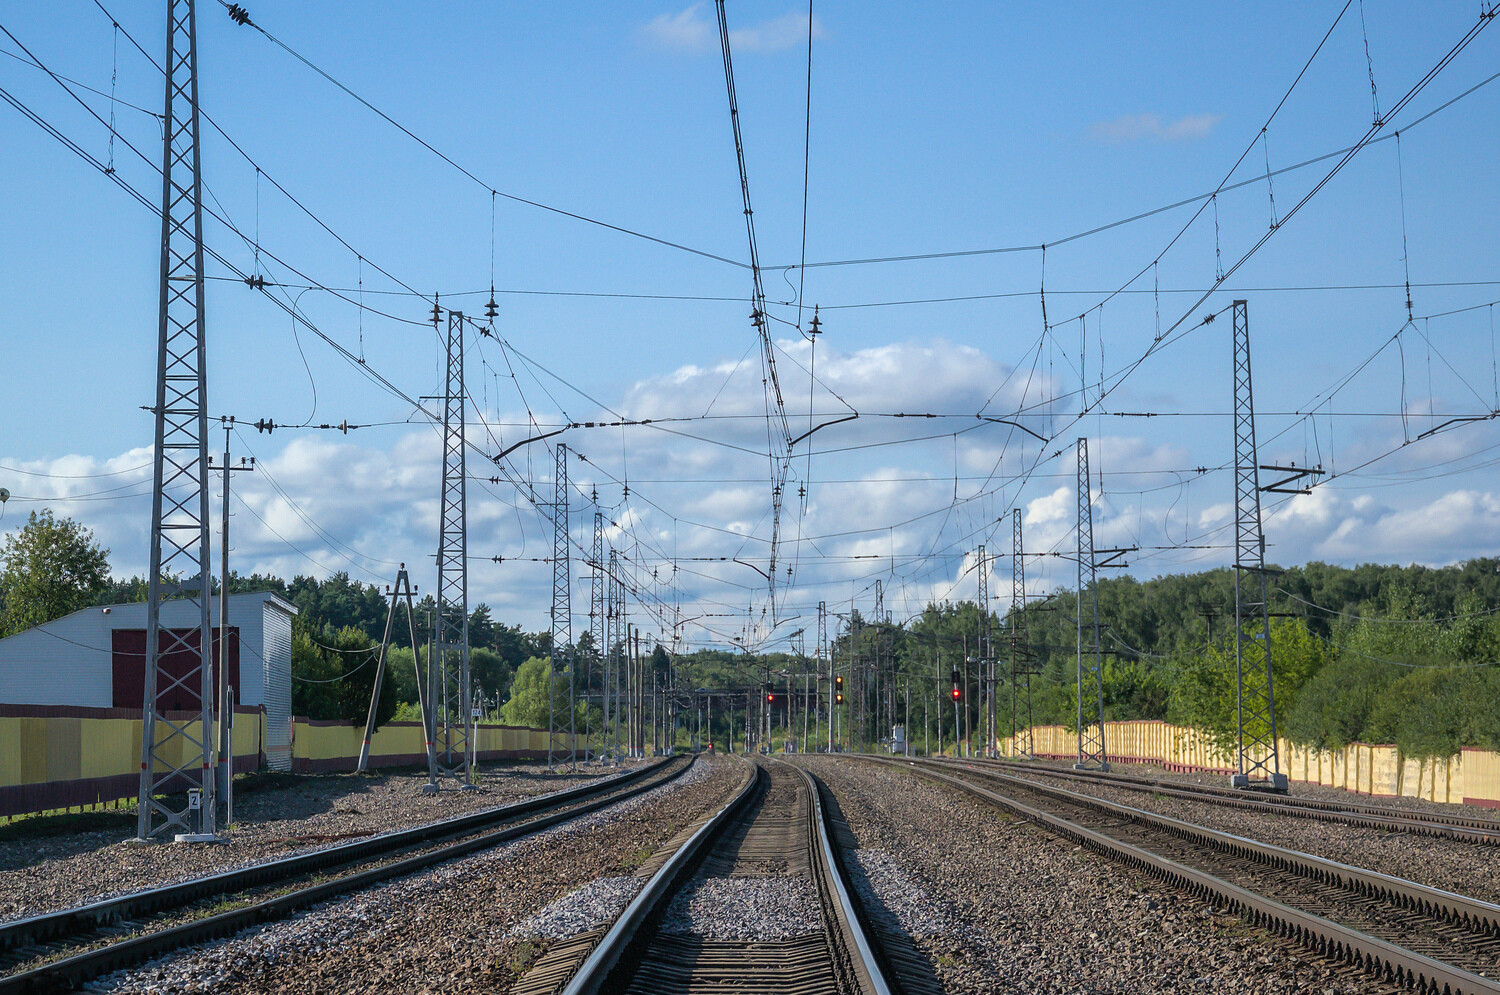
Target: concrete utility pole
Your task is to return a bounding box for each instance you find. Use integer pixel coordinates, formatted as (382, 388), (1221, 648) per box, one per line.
(1010, 508), (1038, 758)
(962, 635), (970, 756)
(548, 444), (573, 768)
(138, 0), (217, 843)
(935, 651), (942, 756)
(904, 678), (911, 757)
(359, 565), (435, 781)
(211, 418), (252, 828)
(433, 309), (476, 789)
(818, 601), (829, 753)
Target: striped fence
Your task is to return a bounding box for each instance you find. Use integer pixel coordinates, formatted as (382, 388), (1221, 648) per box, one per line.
(0, 705), (575, 821)
(1002, 719), (1497, 808)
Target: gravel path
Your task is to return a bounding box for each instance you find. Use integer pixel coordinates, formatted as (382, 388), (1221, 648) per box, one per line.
(0, 760), (648, 924)
(988, 763), (1500, 905)
(88, 756), (743, 994)
(804, 756), (1404, 995)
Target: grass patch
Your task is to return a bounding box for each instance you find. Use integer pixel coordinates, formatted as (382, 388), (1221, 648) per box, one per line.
(506, 939), (544, 978)
(616, 847), (654, 873)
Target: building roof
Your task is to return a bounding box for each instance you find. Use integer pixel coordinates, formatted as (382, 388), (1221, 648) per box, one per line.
(0, 590), (298, 648)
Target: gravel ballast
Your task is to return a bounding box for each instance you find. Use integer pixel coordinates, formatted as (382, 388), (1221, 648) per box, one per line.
(89, 756), (743, 994)
(989, 762), (1500, 905)
(659, 875), (821, 941)
(0, 760), (648, 924)
(505, 875), (642, 940)
(804, 755), (1404, 995)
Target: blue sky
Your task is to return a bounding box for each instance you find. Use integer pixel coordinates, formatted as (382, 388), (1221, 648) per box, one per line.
(2, 3), (1499, 650)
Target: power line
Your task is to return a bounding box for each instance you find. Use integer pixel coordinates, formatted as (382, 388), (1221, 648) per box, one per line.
(211, 0), (747, 271)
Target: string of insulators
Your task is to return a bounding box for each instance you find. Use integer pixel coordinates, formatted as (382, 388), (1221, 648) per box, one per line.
(486, 285), (499, 321)
(252, 419), (362, 434)
(431, 293), (441, 326)
(226, 4), (252, 26)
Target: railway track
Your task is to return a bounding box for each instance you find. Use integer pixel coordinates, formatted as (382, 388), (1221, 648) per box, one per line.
(960, 756), (1500, 844)
(0, 756), (689, 994)
(519, 757), (920, 995)
(884, 756), (1500, 995)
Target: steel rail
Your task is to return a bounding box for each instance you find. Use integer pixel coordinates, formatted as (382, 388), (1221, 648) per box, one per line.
(0, 757), (689, 994)
(969, 756), (1500, 841)
(560, 756), (761, 995)
(939, 760), (1500, 934)
(562, 757), (893, 995)
(876, 757), (1500, 995)
(797, 760), (893, 995)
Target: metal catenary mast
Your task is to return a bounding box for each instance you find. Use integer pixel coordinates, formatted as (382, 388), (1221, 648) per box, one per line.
(1231, 300), (1307, 791)
(976, 544), (990, 757)
(549, 444), (574, 767)
(609, 547), (625, 759)
(590, 503), (606, 763)
(1075, 438), (1108, 771)
(1074, 440), (1135, 769)
(433, 309), (475, 788)
(137, 0), (217, 842)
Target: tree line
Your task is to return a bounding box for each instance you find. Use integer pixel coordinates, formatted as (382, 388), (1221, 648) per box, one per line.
(4, 510), (1499, 758)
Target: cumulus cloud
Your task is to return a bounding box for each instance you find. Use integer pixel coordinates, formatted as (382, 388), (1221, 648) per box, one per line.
(641, 4), (823, 54)
(1089, 112), (1223, 144)
(5, 337), (1498, 642)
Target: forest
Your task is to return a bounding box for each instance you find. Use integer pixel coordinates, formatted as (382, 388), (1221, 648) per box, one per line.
(108, 557), (1499, 764)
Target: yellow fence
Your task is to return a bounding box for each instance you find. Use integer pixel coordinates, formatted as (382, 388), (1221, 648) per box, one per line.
(0, 707), (571, 820)
(1002, 719), (1498, 807)
(290, 718), (569, 772)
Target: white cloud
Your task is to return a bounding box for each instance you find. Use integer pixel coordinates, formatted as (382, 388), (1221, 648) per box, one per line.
(6, 337), (1499, 644)
(640, 4), (823, 54)
(1089, 112), (1223, 144)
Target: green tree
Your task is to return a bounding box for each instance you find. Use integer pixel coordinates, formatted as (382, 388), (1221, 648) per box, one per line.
(500, 655), (587, 728)
(0, 509), (111, 635)
(290, 620), (393, 727)
(1168, 617), (1327, 760)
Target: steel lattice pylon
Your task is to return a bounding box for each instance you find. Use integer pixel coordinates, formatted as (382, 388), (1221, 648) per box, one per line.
(433, 310), (474, 787)
(1010, 508), (1038, 758)
(976, 545), (990, 756)
(1231, 301), (1288, 791)
(817, 600), (828, 753)
(590, 507), (605, 763)
(137, 0), (216, 842)
(548, 444), (574, 767)
(609, 547), (625, 758)
(1075, 438), (1108, 770)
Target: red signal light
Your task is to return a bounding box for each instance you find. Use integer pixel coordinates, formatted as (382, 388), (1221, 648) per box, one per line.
(767, 693), (774, 703)
(951, 687), (961, 701)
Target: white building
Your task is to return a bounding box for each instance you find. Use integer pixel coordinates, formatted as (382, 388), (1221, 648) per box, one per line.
(0, 592), (296, 769)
